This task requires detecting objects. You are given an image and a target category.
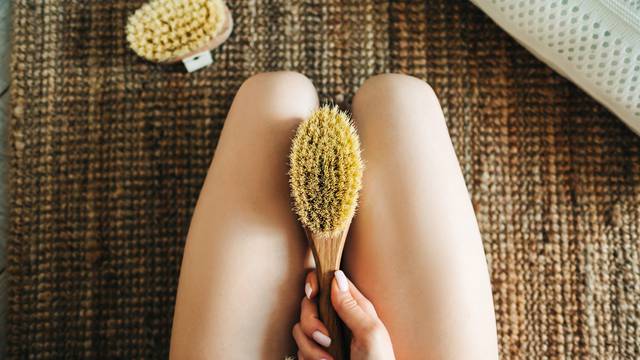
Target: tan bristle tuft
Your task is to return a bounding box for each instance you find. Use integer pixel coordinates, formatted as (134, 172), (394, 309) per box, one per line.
(126, 0), (226, 62)
(289, 105), (364, 236)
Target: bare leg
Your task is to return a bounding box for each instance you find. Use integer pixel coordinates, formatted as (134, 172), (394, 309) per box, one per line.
(170, 72), (318, 359)
(345, 74), (498, 359)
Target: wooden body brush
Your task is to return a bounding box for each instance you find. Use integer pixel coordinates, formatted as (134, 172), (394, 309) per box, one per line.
(289, 106), (364, 359)
(126, 0), (233, 72)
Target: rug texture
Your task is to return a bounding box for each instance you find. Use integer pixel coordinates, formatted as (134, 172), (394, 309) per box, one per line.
(8, 0), (640, 358)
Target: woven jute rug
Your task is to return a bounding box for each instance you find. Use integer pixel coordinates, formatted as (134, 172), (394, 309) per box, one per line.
(8, 0), (640, 358)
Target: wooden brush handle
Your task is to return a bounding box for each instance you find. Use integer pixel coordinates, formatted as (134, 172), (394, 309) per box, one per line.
(316, 266), (347, 359)
(306, 228), (350, 360)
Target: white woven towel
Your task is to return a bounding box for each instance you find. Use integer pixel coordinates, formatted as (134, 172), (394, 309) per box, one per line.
(471, 0), (640, 135)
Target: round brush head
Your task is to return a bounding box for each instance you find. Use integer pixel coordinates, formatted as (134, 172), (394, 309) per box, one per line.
(126, 0), (227, 63)
(289, 105), (364, 237)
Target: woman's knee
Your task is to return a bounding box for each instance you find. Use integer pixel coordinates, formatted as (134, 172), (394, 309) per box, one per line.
(353, 73), (442, 127)
(355, 73), (438, 104)
(233, 71), (319, 119)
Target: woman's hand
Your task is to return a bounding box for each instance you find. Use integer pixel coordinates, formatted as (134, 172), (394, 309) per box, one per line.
(292, 270), (395, 360)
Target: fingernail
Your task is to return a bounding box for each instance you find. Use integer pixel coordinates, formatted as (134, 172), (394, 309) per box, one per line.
(312, 330), (332, 348)
(304, 282), (312, 299)
(335, 270), (349, 292)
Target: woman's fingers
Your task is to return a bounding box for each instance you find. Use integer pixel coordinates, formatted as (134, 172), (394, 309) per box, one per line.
(300, 297), (332, 348)
(299, 269), (382, 355)
(331, 270), (379, 337)
(297, 270), (393, 359)
(292, 323), (333, 360)
(304, 270), (318, 299)
(300, 274), (332, 348)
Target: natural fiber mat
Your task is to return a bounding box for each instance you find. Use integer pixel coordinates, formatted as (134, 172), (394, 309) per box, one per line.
(8, 0), (640, 358)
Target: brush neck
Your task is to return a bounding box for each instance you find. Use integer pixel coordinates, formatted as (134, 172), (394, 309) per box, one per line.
(305, 229), (348, 273)
(305, 227), (350, 360)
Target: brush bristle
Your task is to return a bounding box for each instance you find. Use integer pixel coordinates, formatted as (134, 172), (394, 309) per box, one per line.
(289, 105), (364, 236)
(126, 0), (226, 62)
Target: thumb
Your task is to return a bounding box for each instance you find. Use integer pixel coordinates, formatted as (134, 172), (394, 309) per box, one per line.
(331, 270), (376, 336)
